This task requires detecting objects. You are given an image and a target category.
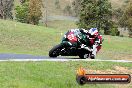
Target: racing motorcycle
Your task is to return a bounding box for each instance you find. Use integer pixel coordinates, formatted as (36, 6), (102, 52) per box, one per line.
(49, 29), (93, 59)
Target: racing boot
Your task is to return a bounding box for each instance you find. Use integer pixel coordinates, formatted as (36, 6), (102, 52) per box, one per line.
(90, 44), (98, 59)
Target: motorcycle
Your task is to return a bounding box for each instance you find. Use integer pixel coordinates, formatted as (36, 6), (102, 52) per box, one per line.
(49, 29), (93, 59)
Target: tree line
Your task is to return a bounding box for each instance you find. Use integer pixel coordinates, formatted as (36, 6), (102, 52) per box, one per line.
(0, 0), (14, 19)
(0, 0), (131, 37)
(72, 0), (131, 37)
(0, 0), (43, 25)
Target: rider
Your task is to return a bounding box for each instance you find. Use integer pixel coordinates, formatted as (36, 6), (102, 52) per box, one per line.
(80, 28), (103, 59)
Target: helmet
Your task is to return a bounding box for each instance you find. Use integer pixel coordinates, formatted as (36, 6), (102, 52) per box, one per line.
(88, 28), (98, 38)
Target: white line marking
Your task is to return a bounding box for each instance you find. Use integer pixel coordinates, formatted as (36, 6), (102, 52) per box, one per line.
(0, 59), (131, 63)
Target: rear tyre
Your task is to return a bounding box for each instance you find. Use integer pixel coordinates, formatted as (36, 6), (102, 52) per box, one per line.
(90, 54), (95, 59)
(78, 54), (88, 59)
(49, 44), (63, 57)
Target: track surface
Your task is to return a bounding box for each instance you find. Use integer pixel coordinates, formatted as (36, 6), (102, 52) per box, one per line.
(0, 53), (131, 62)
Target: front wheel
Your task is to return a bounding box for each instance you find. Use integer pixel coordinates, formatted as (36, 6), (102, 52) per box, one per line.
(49, 44), (63, 57)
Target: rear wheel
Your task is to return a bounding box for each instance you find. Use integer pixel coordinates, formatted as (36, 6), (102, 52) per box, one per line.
(78, 54), (88, 59)
(90, 54), (95, 59)
(49, 44), (63, 57)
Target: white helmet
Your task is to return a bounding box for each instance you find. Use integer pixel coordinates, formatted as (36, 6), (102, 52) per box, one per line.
(88, 28), (98, 36)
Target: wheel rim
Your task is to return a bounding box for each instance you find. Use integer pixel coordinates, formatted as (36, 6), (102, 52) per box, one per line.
(52, 48), (61, 56)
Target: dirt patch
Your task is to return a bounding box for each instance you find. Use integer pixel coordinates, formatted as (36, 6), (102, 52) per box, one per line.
(114, 66), (132, 73)
(98, 50), (132, 60)
(87, 66), (132, 74)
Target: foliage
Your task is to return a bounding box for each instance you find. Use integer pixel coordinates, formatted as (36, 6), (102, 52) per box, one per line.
(20, 0), (29, 4)
(63, 5), (72, 16)
(0, 0), (14, 19)
(124, 0), (130, 3)
(110, 25), (119, 36)
(15, 2), (29, 23)
(20, 0), (26, 4)
(76, 0), (112, 32)
(28, 0), (43, 25)
(104, 21), (119, 36)
(119, 1), (132, 37)
(72, 0), (81, 17)
(55, 0), (61, 9)
(15, 0), (43, 25)
(112, 8), (123, 22)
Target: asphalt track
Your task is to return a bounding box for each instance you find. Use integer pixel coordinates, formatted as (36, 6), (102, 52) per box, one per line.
(0, 53), (131, 62)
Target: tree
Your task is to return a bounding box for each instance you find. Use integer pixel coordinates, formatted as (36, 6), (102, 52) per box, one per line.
(72, 0), (81, 17)
(55, 0), (60, 9)
(119, 1), (132, 37)
(0, 0), (14, 19)
(77, 0), (97, 29)
(28, 0), (43, 25)
(20, 0), (26, 4)
(15, 2), (29, 23)
(124, 0), (130, 3)
(112, 8), (123, 22)
(19, 0), (30, 4)
(76, 0), (112, 32)
(63, 5), (72, 15)
(15, 0), (43, 25)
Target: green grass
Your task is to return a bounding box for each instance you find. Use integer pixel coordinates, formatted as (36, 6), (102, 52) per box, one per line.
(0, 19), (132, 60)
(0, 19), (64, 55)
(46, 20), (77, 31)
(98, 35), (132, 60)
(0, 20), (131, 88)
(0, 61), (131, 88)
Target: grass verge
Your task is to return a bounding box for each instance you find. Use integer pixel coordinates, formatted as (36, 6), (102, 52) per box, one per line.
(0, 61), (131, 88)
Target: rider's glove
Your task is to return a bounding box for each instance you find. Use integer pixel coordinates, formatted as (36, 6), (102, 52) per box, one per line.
(91, 44), (98, 51)
(81, 44), (86, 48)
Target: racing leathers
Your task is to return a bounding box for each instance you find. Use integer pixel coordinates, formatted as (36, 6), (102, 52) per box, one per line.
(80, 29), (103, 59)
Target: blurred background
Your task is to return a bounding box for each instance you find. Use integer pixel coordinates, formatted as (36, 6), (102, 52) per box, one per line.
(0, 0), (131, 37)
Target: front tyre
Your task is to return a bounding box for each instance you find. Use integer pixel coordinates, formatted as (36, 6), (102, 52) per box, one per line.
(49, 44), (63, 57)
